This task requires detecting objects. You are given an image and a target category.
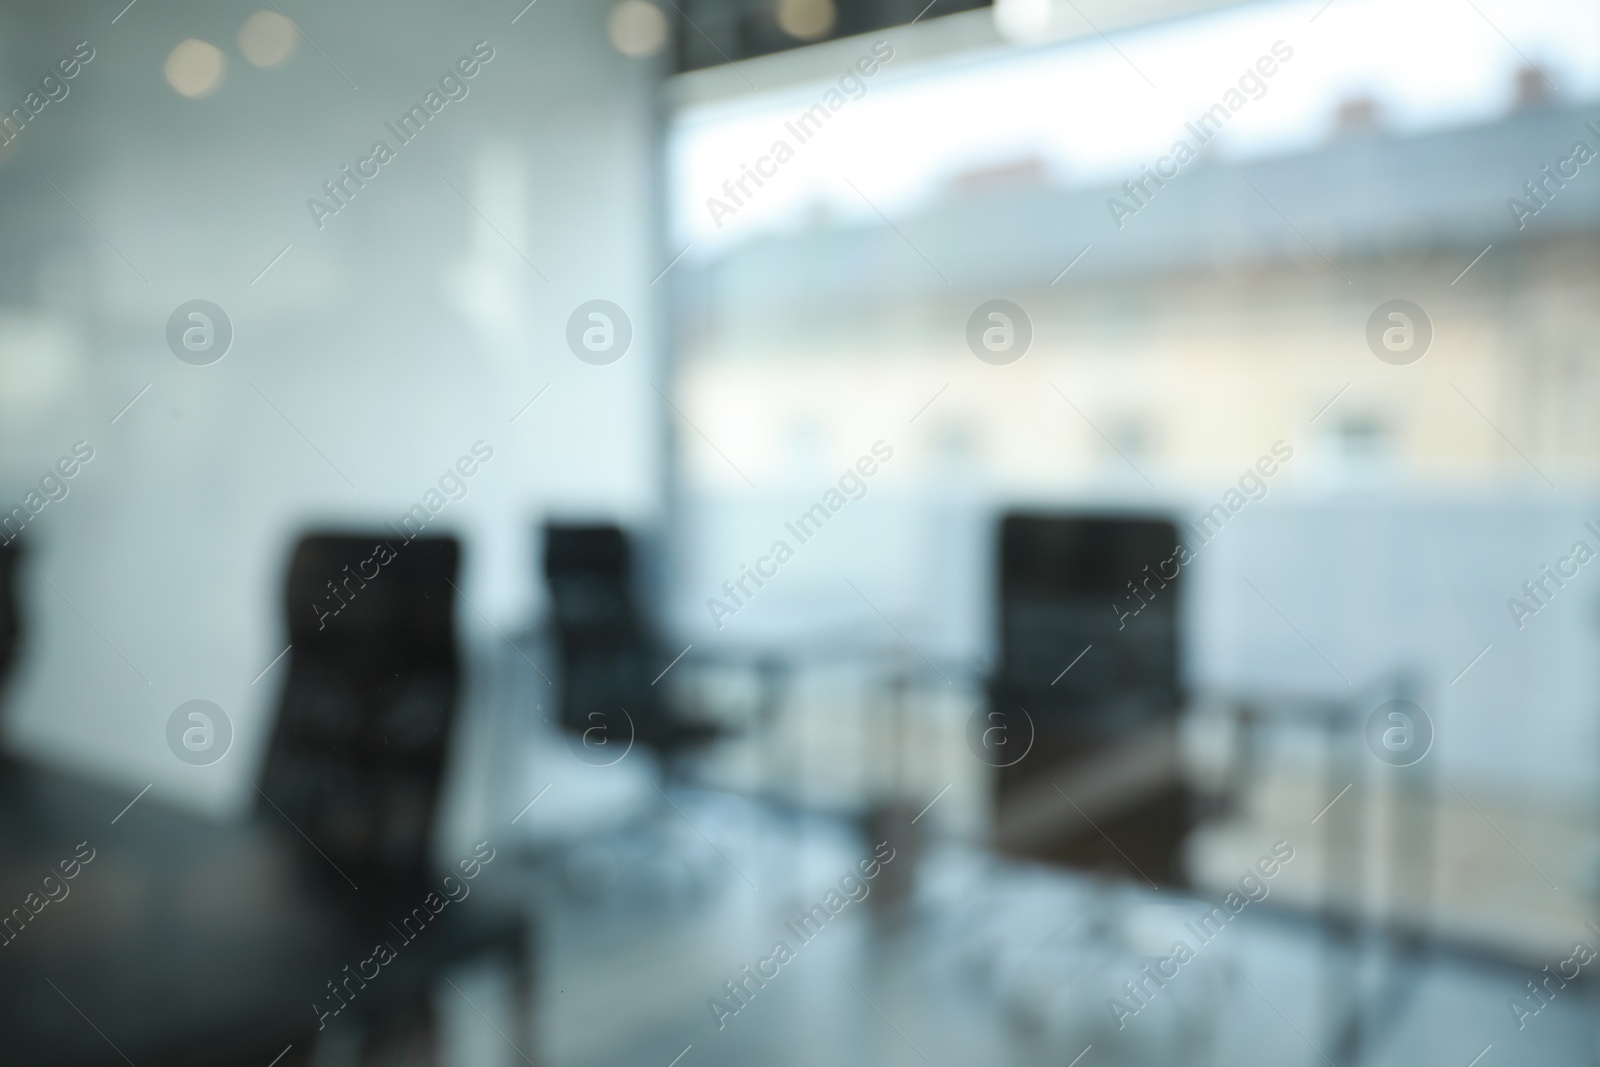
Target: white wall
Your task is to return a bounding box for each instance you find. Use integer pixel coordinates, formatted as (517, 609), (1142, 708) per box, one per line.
(1190, 493), (1600, 803)
(0, 0), (666, 816)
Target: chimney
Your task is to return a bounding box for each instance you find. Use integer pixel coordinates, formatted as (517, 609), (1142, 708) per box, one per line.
(1334, 95), (1380, 136)
(1514, 65), (1553, 110)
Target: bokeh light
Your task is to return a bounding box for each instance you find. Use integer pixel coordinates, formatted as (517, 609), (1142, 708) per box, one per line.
(777, 0), (836, 40)
(163, 38), (225, 99)
(607, 0), (670, 58)
(238, 10), (299, 69)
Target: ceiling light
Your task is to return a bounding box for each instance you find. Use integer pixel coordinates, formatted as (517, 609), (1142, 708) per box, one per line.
(238, 10), (299, 69)
(608, 1), (670, 58)
(164, 39), (225, 99)
(776, 0), (836, 41)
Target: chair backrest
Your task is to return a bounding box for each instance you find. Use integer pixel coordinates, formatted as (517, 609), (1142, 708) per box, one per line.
(258, 533), (461, 894)
(543, 523), (644, 642)
(991, 513), (1182, 736)
(542, 523), (665, 739)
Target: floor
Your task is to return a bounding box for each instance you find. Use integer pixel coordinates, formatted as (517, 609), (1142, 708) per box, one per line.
(483, 791), (1600, 1067)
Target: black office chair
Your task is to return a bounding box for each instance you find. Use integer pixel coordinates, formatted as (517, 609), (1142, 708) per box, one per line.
(264, 534), (462, 893)
(987, 513), (1193, 884)
(259, 532), (533, 1057)
(542, 523), (722, 770)
(0, 534), (530, 1066)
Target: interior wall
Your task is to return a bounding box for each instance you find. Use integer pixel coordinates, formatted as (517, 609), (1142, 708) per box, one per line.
(0, 0), (666, 816)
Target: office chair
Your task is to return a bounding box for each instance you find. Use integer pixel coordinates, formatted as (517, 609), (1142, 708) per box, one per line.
(542, 523), (723, 772)
(259, 532), (533, 1057)
(987, 513), (1192, 884)
(0, 534), (530, 1064)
